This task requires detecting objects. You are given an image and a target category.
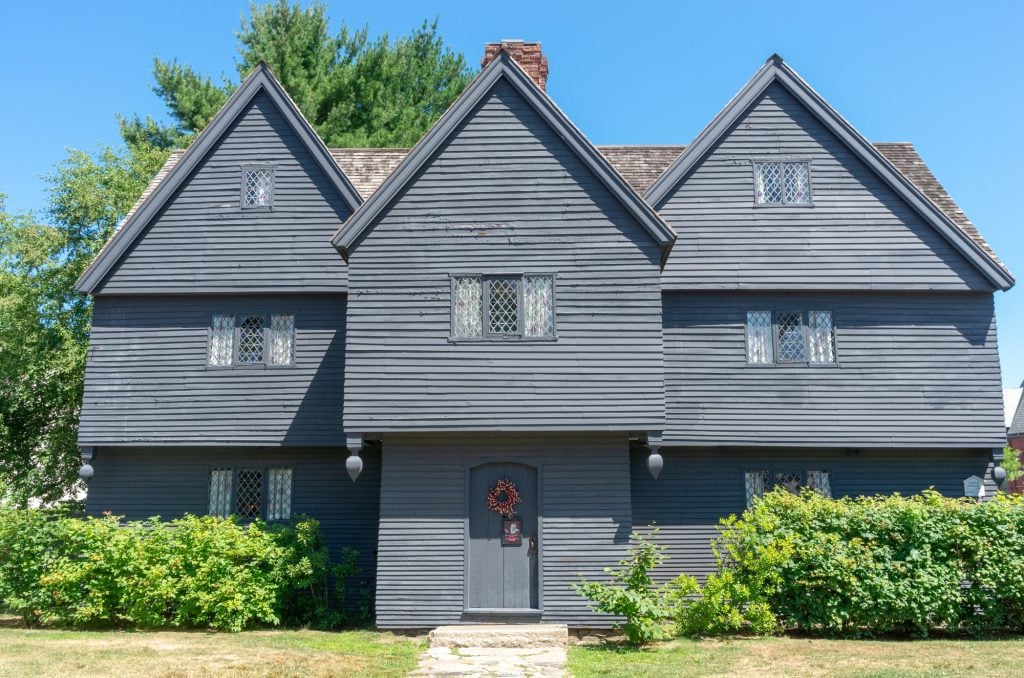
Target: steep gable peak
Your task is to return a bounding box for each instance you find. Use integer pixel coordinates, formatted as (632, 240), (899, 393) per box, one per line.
(76, 62), (362, 294)
(331, 49), (677, 265)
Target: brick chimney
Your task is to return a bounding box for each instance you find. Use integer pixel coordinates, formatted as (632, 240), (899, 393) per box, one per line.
(482, 40), (549, 91)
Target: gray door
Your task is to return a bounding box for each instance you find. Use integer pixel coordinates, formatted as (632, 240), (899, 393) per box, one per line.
(468, 462), (539, 610)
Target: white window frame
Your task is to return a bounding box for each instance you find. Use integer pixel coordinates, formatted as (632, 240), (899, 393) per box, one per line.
(449, 273), (557, 342)
(241, 165), (275, 210)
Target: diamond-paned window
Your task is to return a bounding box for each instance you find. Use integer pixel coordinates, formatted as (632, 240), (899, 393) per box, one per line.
(269, 314), (295, 366)
(452, 277), (483, 338)
(755, 161), (811, 204)
(807, 311), (835, 364)
(746, 310), (773, 364)
(776, 472), (803, 494)
(744, 470), (770, 508)
(776, 311), (806, 362)
(208, 469), (233, 517)
(487, 277), (520, 335)
(238, 315), (265, 364)
(236, 469), (264, 519)
(523, 275), (554, 338)
(807, 470), (832, 498)
(242, 167), (273, 208)
(267, 468), (293, 521)
(209, 314), (235, 366)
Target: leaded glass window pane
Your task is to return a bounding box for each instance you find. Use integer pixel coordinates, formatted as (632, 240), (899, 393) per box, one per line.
(238, 315), (264, 364)
(209, 314), (235, 366)
(807, 470), (832, 498)
(209, 469), (233, 517)
(784, 162), (811, 204)
(236, 469), (263, 519)
(243, 167), (273, 208)
(267, 468), (292, 521)
(452, 277), (482, 338)
(745, 470), (769, 508)
(488, 277), (520, 335)
(746, 310), (773, 364)
(776, 472), (802, 494)
(269, 314), (295, 365)
(523, 275), (554, 337)
(755, 162), (783, 204)
(807, 310), (835, 363)
(776, 311), (806, 362)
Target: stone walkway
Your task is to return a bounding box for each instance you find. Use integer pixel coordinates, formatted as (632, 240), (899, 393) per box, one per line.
(411, 624), (568, 677)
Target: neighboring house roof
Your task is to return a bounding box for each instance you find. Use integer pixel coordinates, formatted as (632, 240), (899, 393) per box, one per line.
(329, 50), (678, 264)
(644, 54), (1013, 291)
(1009, 387), (1024, 437)
(76, 62), (363, 295)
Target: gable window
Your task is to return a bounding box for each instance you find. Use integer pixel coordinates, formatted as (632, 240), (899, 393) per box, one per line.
(746, 310), (835, 365)
(744, 469), (832, 508)
(242, 166), (274, 208)
(208, 313), (295, 367)
(754, 161), (811, 205)
(208, 467), (293, 521)
(451, 274), (555, 340)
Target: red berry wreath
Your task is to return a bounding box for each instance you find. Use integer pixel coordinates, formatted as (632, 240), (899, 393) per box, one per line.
(486, 479), (521, 518)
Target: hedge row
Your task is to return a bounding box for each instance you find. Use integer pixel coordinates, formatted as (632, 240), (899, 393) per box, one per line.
(702, 489), (1024, 637)
(0, 509), (359, 631)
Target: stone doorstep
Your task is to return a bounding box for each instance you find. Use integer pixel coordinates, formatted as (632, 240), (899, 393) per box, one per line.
(428, 624), (569, 649)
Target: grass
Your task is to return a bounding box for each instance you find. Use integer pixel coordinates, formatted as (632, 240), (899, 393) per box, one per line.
(0, 618), (425, 678)
(569, 636), (1024, 678)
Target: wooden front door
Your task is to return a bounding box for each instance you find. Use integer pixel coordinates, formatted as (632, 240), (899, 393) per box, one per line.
(468, 462), (539, 610)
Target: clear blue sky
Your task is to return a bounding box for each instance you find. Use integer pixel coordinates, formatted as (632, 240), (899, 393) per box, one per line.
(2, 0), (1022, 386)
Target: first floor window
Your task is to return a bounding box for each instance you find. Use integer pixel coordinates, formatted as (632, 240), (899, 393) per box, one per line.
(209, 469), (233, 517)
(452, 274), (555, 339)
(267, 468), (293, 520)
(744, 469), (833, 508)
(208, 312), (295, 366)
(746, 310), (836, 365)
(208, 468), (292, 520)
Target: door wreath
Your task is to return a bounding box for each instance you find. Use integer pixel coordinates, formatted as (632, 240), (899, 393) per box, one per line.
(486, 479), (521, 518)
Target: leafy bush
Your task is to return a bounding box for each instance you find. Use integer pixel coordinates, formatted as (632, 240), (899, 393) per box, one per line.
(0, 509), (359, 631)
(1001, 446), (1023, 482)
(713, 489), (1024, 637)
(575, 530), (676, 644)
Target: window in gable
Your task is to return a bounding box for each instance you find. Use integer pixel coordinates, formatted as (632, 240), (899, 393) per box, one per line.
(754, 161), (811, 205)
(451, 274), (556, 341)
(242, 166), (274, 209)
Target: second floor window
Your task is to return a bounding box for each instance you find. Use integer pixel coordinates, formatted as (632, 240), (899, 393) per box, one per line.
(209, 313), (295, 366)
(754, 161), (811, 204)
(452, 274), (555, 340)
(746, 310), (835, 365)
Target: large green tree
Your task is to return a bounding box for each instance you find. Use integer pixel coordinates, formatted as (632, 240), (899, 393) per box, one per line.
(2, 1), (472, 502)
(121, 1), (473, 148)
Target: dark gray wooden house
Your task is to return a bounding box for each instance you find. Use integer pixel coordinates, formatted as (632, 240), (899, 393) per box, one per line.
(76, 42), (1013, 629)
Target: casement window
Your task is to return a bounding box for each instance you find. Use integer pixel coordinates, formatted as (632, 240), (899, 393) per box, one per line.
(744, 469), (832, 508)
(207, 467), (292, 520)
(242, 166), (274, 209)
(746, 310), (835, 365)
(451, 274), (555, 340)
(754, 161), (811, 205)
(208, 313), (295, 367)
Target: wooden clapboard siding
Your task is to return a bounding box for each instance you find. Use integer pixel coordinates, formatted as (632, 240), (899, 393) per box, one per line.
(663, 291), (1005, 447)
(84, 446), (380, 606)
(344, 79), (665, 433)
(657, 82), (993, 291)
(375, 433), (632, 629)
(79, 295), (346, 446)
(97, 91), (351, 293)
(630, 447), (997, 581)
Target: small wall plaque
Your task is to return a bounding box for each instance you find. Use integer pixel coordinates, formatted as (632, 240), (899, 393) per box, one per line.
(963, 475), (985, 500)
(502, 518), (522, 546)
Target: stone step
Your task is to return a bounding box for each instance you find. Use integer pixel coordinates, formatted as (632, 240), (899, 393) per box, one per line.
(428, 624), (569, 649)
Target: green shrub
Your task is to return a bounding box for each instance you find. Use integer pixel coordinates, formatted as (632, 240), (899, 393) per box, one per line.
(575, 530), (674, 644)
(713, 489), (1024, 637)
(1001, 446), (1023, 482)
(0, 509), (359, 631)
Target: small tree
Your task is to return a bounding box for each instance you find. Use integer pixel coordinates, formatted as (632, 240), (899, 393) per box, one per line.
(574, 529), (674, 644)
(1001, 446), (1023, 483)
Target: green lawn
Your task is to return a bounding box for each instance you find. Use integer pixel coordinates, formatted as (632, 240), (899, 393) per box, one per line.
(569, 636), (1024, 678)
(0, 620), (425, 678)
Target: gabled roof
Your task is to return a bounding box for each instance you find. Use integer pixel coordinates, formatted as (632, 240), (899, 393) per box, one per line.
(76, 63), (363, 294)
(644, 54), (1014, 291)
(1010, 385), (1024, 438)
(330, 50), (677, 265)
